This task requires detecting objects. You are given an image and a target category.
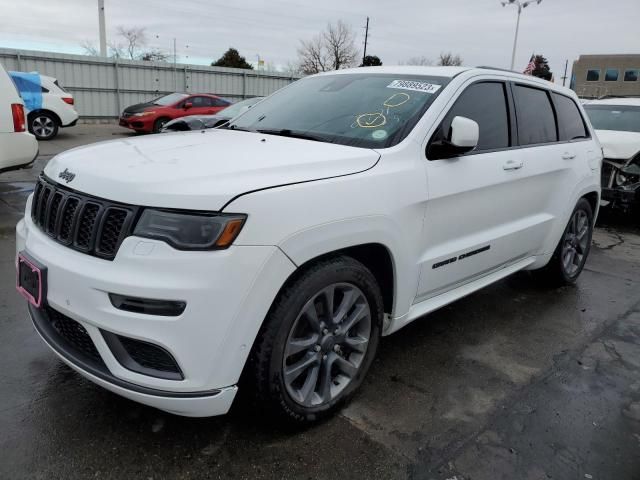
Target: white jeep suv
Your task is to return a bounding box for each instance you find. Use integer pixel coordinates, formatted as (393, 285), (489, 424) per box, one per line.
(16, 67), (601, 423)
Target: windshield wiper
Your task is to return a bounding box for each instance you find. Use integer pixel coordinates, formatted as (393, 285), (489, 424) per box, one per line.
(256, 128), (328, 143)
(226, 124), (254, 132)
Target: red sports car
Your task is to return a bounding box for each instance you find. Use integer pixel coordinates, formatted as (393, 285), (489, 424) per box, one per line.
(119, 93), (231, 133)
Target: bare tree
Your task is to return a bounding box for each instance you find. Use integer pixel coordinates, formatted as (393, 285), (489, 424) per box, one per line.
(297, 21), (358, 74)
(80, 40), (100, 56)
(80, 26), (168, 62)
(401, 56), (433, 66)
(323, 21), (358, 70)
(438, 52), (463, 66)
(116, 26), (147, 60)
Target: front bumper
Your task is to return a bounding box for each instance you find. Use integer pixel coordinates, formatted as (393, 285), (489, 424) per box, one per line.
(119, 116), (153, 132)
(601, 186), (639, 209)
(16, 208), (296, 416)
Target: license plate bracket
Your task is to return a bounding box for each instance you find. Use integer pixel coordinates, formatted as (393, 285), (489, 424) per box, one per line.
(16, 252), (47, 308)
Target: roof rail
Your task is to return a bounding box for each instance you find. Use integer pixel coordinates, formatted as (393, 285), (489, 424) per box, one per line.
(475, 66), (517, 73)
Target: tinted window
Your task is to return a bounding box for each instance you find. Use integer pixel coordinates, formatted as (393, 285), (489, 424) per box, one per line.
(624, 69), (639, 82)
(552, 93), (588, 141)
(440, 82), (510, 151)
(513, 85), (557, 145)
(605, 69), (619, 81)
(586, 69), (600, 81)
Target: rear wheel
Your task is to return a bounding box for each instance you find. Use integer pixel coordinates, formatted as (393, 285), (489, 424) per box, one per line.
(537, 198), (593, 286)
(29, 112), (59, 140)
(247, 256), (383, 425)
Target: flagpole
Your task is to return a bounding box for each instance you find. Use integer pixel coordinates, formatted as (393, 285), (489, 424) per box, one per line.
(510, 3), (522, 70)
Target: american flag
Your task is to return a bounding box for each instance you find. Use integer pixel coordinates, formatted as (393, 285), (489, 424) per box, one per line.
(523, 54), (535, 75)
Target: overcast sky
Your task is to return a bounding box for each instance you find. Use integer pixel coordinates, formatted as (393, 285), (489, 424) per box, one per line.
(1, 0), (638, 83)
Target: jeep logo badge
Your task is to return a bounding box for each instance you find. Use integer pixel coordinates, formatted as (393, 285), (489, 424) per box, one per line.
(58, 168), (76, 183)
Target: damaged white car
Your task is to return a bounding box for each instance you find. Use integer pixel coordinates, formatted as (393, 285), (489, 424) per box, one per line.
(584, 98), (640, 214)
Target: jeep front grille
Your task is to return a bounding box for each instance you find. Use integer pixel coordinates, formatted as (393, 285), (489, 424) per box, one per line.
(31, 176), (139, 260)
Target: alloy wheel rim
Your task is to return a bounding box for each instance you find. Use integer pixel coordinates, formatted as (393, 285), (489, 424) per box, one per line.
(33, 116), (55, 137)
(562, 209), (589, 276)
(282, 282), (371, 407)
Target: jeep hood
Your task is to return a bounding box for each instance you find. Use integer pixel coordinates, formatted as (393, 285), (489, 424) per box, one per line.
(596, 129), (640, 161)
(43, 129), (380, 210)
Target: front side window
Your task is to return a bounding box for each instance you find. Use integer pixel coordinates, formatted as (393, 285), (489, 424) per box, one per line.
(189, 96), (211, 107)
(552, 93), (588, 141)
(513, 85), (557, 145)
(583, 105), (640, 133)
(605, 69), (619, 81)
(229, 73), (450, 148)
(212, 97), (231, 107)
(434, 82), (510, 153)
(586, 69), (600, 82)
(624, 69), (639, 82)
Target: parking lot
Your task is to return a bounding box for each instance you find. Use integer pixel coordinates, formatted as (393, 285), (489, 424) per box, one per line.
(1, 125), (639, 479)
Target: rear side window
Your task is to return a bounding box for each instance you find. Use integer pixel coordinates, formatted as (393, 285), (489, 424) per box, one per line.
(513, 85), (557, 145)
(440, 82), (510, 151)
(552, 93), (588, 141)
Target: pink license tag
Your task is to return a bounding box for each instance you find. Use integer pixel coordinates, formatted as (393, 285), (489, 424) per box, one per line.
(16, 253), (44, 308)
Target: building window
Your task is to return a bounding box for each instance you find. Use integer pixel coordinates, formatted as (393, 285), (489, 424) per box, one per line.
(624, 69), (639, 82)
(605, 69), (619, 81)
(586, 69), (600, 81)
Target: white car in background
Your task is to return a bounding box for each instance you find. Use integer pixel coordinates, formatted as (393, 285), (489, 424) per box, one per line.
(10, 72), (78, 140)
(583, 98), (640, 213)
(0, 63), (38, 174)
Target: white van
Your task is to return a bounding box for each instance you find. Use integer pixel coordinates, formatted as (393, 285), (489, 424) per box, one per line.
(16, 66), (601, 423)
(0, 63), (38, 174)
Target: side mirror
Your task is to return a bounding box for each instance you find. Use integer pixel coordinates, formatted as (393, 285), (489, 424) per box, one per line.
(449, 116), (479, 150)
(184, 102), (193, 110)
(428, 116), (479, 160)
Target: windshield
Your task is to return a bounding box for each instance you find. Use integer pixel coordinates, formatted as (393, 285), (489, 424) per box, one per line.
(222, 97), (263, 118)
(584, 104), (640, 133)
(153, 93), (188, 106)
(229, 74), (450, 148)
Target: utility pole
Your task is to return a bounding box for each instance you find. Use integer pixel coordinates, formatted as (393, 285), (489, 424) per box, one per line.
(173, 37), (177, 90)
(561, 59), (568, 86)
(362, 17), (369, 65)
(98, 0), (107, 57)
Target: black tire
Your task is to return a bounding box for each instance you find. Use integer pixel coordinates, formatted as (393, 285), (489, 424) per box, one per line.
(536, 198), (594, 286)
(29, 112), (59, 140)
(153, 117), (170, 133)
(246, 256), (383, 425)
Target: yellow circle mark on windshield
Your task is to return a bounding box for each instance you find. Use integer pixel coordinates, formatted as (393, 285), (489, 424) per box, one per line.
(383, 92), (410, 108)
(356, 112), (387, 128)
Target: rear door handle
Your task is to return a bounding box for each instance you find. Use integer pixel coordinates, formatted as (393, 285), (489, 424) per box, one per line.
(562, 152), (576, 160)
(503, 159), (523, 171)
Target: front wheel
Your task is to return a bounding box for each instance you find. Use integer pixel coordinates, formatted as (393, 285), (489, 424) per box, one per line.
(246, 256), (383, 425)
(537, 198), (594, 286)
(153, 117), (170, 133)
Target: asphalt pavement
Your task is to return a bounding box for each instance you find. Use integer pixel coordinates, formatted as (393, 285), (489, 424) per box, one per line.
(1, 125), (639, 479)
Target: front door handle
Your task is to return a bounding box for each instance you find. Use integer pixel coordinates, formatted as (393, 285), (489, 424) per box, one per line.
(562, 152), (577, 160)
(503, 159), (523, 171)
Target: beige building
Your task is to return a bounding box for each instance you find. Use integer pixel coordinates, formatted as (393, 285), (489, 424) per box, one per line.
(571, 54), (640, 99)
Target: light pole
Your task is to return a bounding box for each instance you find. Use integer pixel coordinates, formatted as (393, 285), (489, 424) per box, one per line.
(501, 0), (542, 70)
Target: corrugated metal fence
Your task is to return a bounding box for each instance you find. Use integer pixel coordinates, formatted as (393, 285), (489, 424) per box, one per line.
(0, 48), (299, 120)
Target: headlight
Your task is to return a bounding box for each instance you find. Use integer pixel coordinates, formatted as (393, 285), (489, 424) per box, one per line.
(133, 209), (246, 250)
(133, 111), (156, 117)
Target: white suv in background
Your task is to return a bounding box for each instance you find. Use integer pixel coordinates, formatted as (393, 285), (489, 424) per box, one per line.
(16, 67), (601, 424)
(10, 72), (78, 140)
(0, 63), (38, 174)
